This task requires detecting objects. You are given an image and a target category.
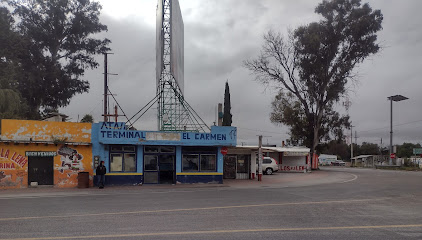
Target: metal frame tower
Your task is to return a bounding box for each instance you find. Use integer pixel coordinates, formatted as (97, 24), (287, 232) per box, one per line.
(157, 0), (209, 132)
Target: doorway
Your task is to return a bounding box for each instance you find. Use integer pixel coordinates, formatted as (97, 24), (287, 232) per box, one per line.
(143, 146), (175, 184)
(28, 156), (54, 185)
(223, 155), (236, 179)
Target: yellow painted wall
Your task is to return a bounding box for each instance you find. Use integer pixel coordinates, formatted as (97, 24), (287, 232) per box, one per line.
(0, 120), (93, 189)
(1, 119), (91, 143)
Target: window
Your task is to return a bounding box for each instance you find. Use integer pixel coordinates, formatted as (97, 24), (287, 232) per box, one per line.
(124, 153), (136, 171)
(237, 155), (250, 173)
(144, 146), (174, 153)
(182, 147), (217, 172)
(109, 145), (137, 172)
(144, 155), (158, 171)
(183, 154), (199, 171)
(110, 153), (123, 171)
(201, 154), (216, 171)
(144, 146), (159, 153)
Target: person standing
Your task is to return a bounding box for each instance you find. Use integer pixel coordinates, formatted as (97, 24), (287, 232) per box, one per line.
(96, 161), (106, 188)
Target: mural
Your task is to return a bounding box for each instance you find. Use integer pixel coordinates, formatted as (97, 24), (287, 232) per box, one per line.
(0, 148), (28, 169)
(57, 146), (84, 173)
(0, 119), (93, 189)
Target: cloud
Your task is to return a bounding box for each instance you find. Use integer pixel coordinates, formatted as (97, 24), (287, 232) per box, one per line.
(61, 0), (422, 146)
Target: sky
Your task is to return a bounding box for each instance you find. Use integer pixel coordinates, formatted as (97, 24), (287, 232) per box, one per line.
(60, 0), (422, 147)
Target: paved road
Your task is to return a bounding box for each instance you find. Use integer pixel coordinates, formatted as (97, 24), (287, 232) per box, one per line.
(1, 167), (422, 240)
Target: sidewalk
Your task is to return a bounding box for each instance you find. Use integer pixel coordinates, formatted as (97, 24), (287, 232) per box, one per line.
(0, 169), (356, 198)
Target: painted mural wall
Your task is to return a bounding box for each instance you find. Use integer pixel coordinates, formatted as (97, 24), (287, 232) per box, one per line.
(0, 144), (92, 189)
(0, 119), (92, 189)
(1, 119), (91, 143)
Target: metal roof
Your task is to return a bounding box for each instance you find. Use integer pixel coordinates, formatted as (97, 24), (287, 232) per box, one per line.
(232, 145), (310, 153)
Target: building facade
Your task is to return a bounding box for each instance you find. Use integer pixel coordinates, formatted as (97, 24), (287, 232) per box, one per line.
(92, 122), (237, 185)
(0, 119), (92, 189)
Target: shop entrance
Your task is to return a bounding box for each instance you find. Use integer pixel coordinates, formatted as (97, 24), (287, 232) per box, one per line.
(143, 146), (175, 184)
(28, 156), (54, 185)
(223, 155), (236, 179)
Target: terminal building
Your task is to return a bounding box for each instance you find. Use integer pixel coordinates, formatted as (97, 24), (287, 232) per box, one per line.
(92, 122), (237, 185)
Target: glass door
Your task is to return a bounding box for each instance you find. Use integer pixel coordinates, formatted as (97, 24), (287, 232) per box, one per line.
(144, 155), (158, 184)
(143, 146), (176, 184)
(159, 155), (175, 184)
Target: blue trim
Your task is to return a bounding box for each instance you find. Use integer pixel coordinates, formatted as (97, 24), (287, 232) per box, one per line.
(95, 122), (237, 146)
(137, 145), (144, 172)
(94, 175), (143, 186)
(176, 175), (223, 184)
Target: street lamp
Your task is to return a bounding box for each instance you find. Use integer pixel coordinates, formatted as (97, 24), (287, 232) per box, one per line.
(387, 95), (408, 165)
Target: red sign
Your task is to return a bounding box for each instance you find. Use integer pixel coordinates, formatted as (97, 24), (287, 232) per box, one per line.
(279, 166), (307, 172)
(220, 147), (228, 156)
(390, 153), (396, 159)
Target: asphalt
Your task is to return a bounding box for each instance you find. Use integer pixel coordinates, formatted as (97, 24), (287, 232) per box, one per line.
(0, 166), (355, 198)
(1, 167), (422, 240)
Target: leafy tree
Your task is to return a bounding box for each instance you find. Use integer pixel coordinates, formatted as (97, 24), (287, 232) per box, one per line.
(80, 114), (93, 123)
(397, 142), (421, 158)
(7, 0), (111, 118)
(359, 142), (379, 155)
(244, 0), (383, 165)
(222, 81), (232, 126)
(0, 7), (28, 119)
(270, 91), (350, 147)
(318, 140), (350, 160)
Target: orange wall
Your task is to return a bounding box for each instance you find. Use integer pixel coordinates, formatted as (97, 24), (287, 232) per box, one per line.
(1, 119), (91, 143)
(0, 119), (92, 189)
(0, 143), (92, 189)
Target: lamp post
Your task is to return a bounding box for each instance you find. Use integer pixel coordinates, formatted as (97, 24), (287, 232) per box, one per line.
(387, 95), (408, 165)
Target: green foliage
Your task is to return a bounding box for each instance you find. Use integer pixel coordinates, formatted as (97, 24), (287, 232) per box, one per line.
(271, 91), (350, 148)
(80, 114), (93, 123)
(222, 81), (232, 126)
(397, 142), (422, 158)
(5, 0), (111, 118)
(0, 89), (28, 119)
(0, 7), (28, 119)
(245, 0), (383, 154)
(359, 142), (380, 155)
(317, 140), (350, 161)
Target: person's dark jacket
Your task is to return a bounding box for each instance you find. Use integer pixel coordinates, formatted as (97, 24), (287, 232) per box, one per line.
(96, 164), (106, 175)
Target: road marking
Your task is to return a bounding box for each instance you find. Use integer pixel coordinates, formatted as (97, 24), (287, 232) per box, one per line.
(0, 197), (391, 222)
(340, 173), (358, 183)
(2, 224), (422, 239)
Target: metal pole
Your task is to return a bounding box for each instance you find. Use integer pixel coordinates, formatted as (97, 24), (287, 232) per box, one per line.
(351, 125), (353, 159)
(103, 53), (108, 123)
(389, 98), (393, 165)
(258, 135), (263, 181)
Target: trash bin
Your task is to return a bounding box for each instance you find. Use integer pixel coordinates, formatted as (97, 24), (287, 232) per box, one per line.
(77, 172), (89, 188)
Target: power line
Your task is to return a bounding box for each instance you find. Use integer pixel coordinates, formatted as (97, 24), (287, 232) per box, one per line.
(237, 127), (286, 135)
(358, 119), (422, 134)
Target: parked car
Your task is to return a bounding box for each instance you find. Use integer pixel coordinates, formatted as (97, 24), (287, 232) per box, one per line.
(331, 160), (346, 166)
(256, 157), (279, 175)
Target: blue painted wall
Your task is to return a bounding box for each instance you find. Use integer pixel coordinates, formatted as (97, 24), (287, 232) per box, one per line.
(92, 122), (236, 185)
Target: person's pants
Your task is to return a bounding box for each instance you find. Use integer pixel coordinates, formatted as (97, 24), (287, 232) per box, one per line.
(97, 175), (105, 187)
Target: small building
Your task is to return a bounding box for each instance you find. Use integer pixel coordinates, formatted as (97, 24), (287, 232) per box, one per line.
(351, 155), (389, 167)
(223, 146), (310, 180)
(319, 154), (338, 166)
(91, 122), (237, 185)
(0, 119), (92, 189)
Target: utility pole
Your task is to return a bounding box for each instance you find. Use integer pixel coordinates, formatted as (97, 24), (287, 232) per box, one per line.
(258, 135), (263, 181)
(351, 125), (354, 160)
(103, 53), (108, 122)
(355, 130), (358, 145)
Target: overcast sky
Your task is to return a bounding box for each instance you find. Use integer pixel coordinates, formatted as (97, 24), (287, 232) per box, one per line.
(60, 0), (422, 147)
